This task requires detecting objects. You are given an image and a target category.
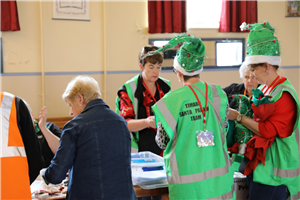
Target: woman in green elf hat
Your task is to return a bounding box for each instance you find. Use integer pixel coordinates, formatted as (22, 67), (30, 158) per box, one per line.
(116, 46), (171, 156)
(229, 22), (300, 200)
(152, 34), (235, 200)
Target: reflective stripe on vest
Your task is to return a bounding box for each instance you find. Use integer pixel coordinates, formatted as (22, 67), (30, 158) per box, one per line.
(272, 85), (297, 100)
(0, 92), (26, 158)
(207, 185), (234, 200)
(292, 191), (300, 200)
(127, 80), (138, 118)
(192, 84), (225, 129)
(126, 76), (170, 119)
(155, 84), (231, 186)
(0, 92), (31, 200)
(271, 85), (300, 179)
(124, 76), (170, 152)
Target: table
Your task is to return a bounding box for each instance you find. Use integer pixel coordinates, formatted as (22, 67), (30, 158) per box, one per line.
(31, 184), (168, 199)
(32, 193), (66, 200)
(31, 180), (66, 200)
(134, 185), (168, 198)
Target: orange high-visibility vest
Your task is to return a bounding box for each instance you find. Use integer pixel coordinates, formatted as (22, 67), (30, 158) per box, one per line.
(0, 92), (31, 200)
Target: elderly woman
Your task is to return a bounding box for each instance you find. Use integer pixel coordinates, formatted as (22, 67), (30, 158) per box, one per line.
(43, 76), (137, 200)
(223, 62), (259, 153)
(229, 22), (299, 200)
(223, 61), (259, 109)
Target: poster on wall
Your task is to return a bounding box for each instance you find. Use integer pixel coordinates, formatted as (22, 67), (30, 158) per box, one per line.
(286, 1), (300, 17)
(53, 0), (90, 21)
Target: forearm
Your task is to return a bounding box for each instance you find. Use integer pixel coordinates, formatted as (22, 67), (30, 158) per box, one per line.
(229, 108), (261, 136)
(40, 126), (60, 154)
(240, 115), (261, 136)
(43, 127), (75, 185)
(127, 119), (148, 132)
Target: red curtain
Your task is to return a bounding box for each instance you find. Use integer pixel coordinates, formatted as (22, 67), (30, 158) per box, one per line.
(219, 0), (257, 32)
(148, 1), (186, 34)
(1, 0), (21, 31)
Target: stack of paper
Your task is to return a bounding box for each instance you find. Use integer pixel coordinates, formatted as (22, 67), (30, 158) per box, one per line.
(132, 170), (168, 189)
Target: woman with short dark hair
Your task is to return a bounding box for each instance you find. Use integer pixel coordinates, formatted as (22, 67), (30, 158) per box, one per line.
(116, 46), (171, 155)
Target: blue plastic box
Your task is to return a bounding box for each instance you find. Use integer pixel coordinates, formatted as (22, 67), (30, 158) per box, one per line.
(131, 151), (164, 171)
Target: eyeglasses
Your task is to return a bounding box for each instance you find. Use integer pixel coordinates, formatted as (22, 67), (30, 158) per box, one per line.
(143, 46), (159, 53)
(173, 68), (177, 74)
(140, 46), (162, 61)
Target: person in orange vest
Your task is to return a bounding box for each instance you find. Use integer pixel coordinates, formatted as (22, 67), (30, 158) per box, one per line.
(0, 91), (44, 200)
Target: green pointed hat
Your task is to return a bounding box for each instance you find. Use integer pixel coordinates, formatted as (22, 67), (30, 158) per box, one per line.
(152, 33), (206, 75)
(240, 22), (281, 66)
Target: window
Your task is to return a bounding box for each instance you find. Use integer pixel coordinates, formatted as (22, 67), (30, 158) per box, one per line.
(151, 39), (177, 60)
(216, 42), (243, 66)
(186, 0), (223, 29)
(149, 38), (245, 70)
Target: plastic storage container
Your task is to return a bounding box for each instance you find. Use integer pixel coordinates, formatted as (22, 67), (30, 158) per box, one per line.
(131, 151), (165, 172)
(234, 172), (249, 200)
(131, 151), (168, 189)
(132, 170), (168, 189)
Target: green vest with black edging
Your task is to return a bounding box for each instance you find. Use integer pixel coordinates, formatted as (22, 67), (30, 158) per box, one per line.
(152, 81), (235, 200)
(115, 74), (171, 153)
(254, 79), (300, 200)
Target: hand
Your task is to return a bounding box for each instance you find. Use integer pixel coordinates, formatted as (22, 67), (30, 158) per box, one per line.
(39, 106), (48, 129)
(146, 116), (156, 129)
(228, 108), (239, 121)
(40, 168), (47, 176)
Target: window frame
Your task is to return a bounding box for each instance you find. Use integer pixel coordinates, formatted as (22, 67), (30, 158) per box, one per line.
(149, 38), (245, 71)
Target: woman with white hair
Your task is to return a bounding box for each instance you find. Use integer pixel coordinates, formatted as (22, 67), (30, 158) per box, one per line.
(223, 61), (259, 109)
(42, 75), (137, 200)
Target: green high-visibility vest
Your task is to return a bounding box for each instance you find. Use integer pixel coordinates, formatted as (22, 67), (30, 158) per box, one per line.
(253, 79), (300, 200)
(115, 74), (171, 153)
(152, 82), (235, 200)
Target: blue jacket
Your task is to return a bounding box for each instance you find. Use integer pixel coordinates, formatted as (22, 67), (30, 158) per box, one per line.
(43, 99), (137, 200)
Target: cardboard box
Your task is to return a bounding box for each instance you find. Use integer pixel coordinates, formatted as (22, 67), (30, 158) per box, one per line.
(234, 172), (249, 200)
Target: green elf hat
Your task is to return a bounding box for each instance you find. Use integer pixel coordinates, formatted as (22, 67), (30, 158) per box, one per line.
(151, 33), (206, 75)
(240, 22), (281, 66)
